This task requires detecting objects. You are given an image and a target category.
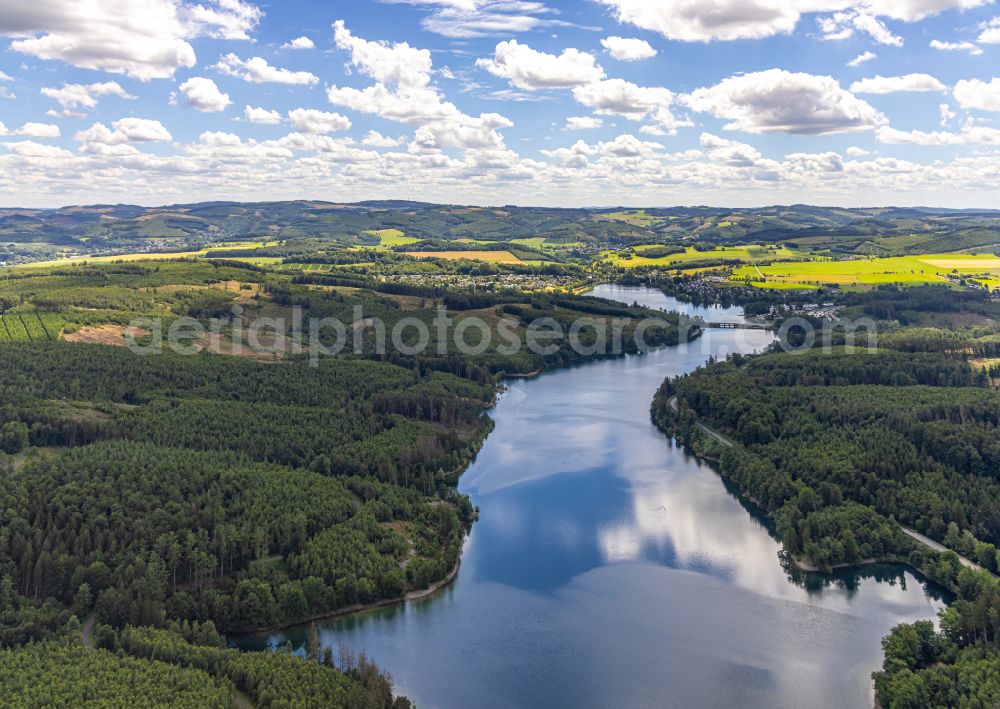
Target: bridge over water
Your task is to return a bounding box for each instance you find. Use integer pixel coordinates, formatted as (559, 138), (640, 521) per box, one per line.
(702, 321), (772, 330)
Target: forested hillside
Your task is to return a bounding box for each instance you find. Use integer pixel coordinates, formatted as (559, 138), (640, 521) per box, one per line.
(660, 350), (1000, 564)
(654, 289), (1000, 708)
(0, 624), (408, 709)
(0, 256), (696, 706)
(5, 200), (1000, 270)
(0, 260), (695, 374)
(0, 345), (479, 705)
(0, 344), (488, 629)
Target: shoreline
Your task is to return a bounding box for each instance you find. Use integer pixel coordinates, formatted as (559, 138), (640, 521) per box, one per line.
(233, 557), (463, 639)
(788, 555), (880, 574)
(233, 298), (704, 642)
(502, 368), (542, 378)
(664, 397), (985, 580)
(667, 405), (903, 576)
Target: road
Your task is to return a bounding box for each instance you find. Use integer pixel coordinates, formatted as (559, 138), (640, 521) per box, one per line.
(899, 526), (989, 574)
(81, 614), (95, 650)
(671, 396), (994, 576)
(669, 396), (735, 448)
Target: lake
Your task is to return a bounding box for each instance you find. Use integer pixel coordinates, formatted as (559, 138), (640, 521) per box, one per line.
(236, 284), (946, 709)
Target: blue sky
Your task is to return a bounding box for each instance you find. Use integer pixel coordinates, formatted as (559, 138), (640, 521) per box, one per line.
(0, 0), (999, 207)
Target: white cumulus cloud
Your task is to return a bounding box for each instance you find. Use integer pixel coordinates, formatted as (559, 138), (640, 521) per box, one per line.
(179, 77), (231, 112)
(327, 20), (513, 151)
(287, 108), (351, 134)
(601, 36), (657, 61)
(572, 79), (685, 132)
(596, 133), (664, 157)
(819, 12), (904, 46)
(566, 116), (604, 130)
(877, 124), (1000, 144)
(597, 0), (990, 42)
(683, 69), (886, 135)
(75, 117), (172, 145)
(930, 39), (983, 54)
(596, 0), (800, 41)
(847, 51), (877, 67)
(394, 0), (575, 39)
(40, 81), (135, 109)
(362, 130), (404, 147)
(332, 19), (434, 87)
(477, 41), (605, 90)
(864, 0), (990, 22)
(12, 122), (60, 138)
(244, 105), (283, 125)
(1, 0), (262, 80)
(215, 53), (319, 85)
(978, 17), (1000, 43)
(850, 74), (946, 93)
(954, 78), (1000, 112)
(699, 133), (766, 167)
(283, 36), (315, 49)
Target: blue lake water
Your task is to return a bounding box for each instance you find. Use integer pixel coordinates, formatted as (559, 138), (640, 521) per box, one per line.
(237, 284), (946, 709)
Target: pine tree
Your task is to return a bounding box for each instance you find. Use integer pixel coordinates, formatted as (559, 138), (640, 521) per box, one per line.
(306, 622), (322, 662)
(0, 575), (13, 613)
(74, 583), (93, 616)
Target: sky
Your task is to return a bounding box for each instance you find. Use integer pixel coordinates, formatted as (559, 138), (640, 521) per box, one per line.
(0, 0), (999, 208)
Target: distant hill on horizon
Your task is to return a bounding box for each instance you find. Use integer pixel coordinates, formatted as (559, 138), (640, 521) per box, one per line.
(3, 199), (1000, 216)
(2, 200), (1000, 266)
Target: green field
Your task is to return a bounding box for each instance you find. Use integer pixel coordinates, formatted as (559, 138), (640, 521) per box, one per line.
(732, 253), (1000, 288)
(598, 210), (658, 227)
(746, 281), (821, 291)
(17, 241), (276, 269)
(604, 245), (800, 269)
(457, 236), (579, 250)
(363, 229), (421, 249)
(510, 237), (547, 249)
(0, 312), (65, 343)
(974, 276), (1000, 290)
(217, 255), (284, 266)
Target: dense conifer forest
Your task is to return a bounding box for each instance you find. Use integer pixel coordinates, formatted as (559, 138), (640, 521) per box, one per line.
(654, 286), (1000, 707)
(0, 258), (694, 706)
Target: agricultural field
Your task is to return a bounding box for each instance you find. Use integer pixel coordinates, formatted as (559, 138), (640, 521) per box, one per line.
(509, 237), (546, 248)
(604, 244), (802, 269)
(732, 252), (1000, 289)
(0, 312), (63, 342)
(21, 251), (208, 268)
(0, 261), (265, 334)
(20, 241), (277, 269)
(596, 210), (659, 227)
(364, 228), (421, 248)
(215, 255), (284, 266)
(1, 313), (28, 340)
(454, 238), (495, 245)
(974, 276), (1000, 290)
(406, 250), (523, 264)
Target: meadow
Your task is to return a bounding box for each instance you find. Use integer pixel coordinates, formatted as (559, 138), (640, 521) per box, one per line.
(20, 241), (277, 268)
(597, 210), (659, 227)
(363, 229), (421, 249)
(604, 244), (801, 269)
(732, 253), (1000, 289)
